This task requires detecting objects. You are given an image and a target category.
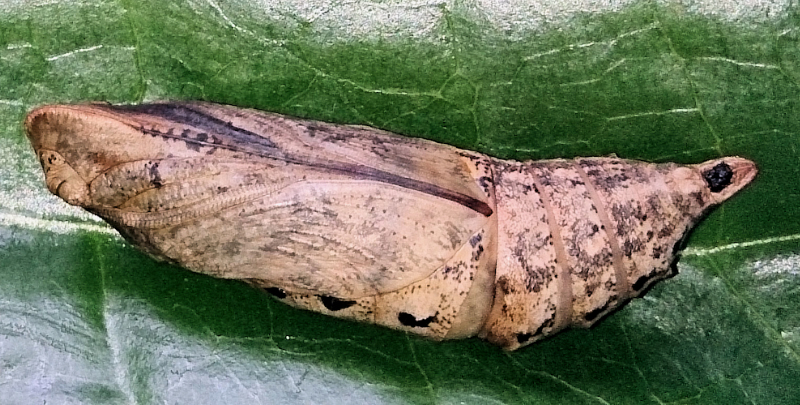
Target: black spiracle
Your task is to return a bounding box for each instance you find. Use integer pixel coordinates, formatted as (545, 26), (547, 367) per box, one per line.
(703, 162), (733, 193)
(320, 295), (357, 311)
(398, 312), (435, 328)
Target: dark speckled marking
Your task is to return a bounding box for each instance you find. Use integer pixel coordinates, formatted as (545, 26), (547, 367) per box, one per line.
(690, 191), (706, 206)
(622, 239), (645, 258)
(398, 312), (436, 328)
(496, 276), (511, 295)
(472, 244), (484, 261)
(123, 103), (280, 150)
(320, 295), (357, 311)
(658, 224), (676, 239)
(469, 232), (482, 247)
(148, 161), (163, 188)
(652, 245), (664, 259)
(478, 175), (494, 192)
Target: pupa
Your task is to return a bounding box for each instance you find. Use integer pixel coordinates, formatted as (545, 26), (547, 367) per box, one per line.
(24, 101), (757, 350)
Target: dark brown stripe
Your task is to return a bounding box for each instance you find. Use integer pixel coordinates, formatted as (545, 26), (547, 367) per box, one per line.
(114, 103), (280, 150)
(318, 160), (495, 217)
(124, 104), (493, 216)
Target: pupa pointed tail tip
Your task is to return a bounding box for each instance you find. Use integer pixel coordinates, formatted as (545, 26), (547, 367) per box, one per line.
(694, 156), (758, 203)
(726, 156), (758, 184)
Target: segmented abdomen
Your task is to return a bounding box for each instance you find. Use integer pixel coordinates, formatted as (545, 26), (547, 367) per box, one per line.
(481, 157), (707, 350)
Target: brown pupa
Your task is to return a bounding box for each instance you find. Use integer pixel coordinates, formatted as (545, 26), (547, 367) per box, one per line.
(24, 101), (757, 350)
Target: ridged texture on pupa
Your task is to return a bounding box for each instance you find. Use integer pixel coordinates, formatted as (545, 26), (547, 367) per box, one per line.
(481, 157), (751, 349)
(23, 101), (757, 350)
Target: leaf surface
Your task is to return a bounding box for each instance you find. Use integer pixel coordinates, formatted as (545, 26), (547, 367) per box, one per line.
(1, 1), (798, 403)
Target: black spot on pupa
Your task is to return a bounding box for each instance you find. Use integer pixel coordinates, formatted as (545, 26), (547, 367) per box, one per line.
(703, 162), (733, 193)
(398, 312), (436, 328)
(320, 295), (357, 311)
(264, 287), (287, 299)
(516, 333), (533, 343)
(584, 304), (609, 322)
(672, 238), (685, 255)
(632, 274), (654, 291)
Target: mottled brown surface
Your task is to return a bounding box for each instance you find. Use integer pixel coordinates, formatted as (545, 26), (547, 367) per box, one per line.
(24, 101), (757, 350)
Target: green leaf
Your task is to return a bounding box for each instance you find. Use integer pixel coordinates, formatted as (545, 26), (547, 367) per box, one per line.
(1, 1), (799, 403)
